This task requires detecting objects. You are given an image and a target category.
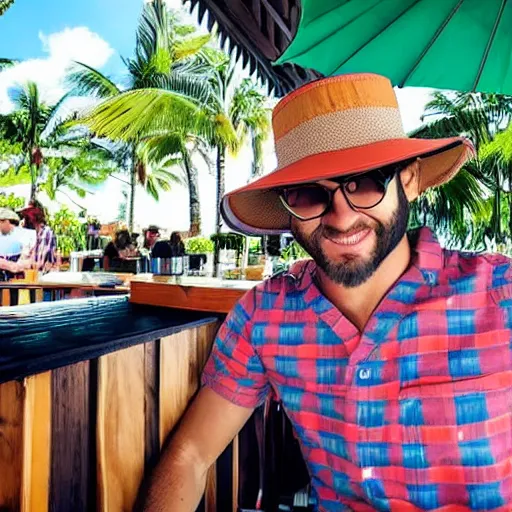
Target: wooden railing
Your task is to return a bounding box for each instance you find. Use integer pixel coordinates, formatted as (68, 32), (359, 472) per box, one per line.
(0, 296), (224, 512)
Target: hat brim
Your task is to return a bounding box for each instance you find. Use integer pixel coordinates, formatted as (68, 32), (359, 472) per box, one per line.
(222, 137), (474, 235)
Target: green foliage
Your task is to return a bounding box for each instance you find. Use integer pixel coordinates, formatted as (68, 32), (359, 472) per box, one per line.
(210, 233), (245, 253)
(185, 236), (214, 254)
(48, 207), (86, 257)
(280, 240), (310, 262)
(248, 237), (262, 253)
(0, 192), (24, 210)
(413, 90), (512, 252)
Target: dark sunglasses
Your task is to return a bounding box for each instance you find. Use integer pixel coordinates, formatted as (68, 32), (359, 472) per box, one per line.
(279, 163), (407, 221)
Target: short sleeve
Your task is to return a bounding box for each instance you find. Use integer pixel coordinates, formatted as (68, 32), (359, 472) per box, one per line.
(201, 290), (269, 408)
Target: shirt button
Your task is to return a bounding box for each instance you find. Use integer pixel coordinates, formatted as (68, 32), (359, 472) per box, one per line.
(359, 368), (371, 380)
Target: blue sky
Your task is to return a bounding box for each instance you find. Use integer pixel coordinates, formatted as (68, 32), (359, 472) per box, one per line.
(0, 0), (192, 112)
(0, 0), (141, 78)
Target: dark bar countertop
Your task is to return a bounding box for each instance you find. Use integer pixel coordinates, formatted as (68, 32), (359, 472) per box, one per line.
(0, 295), (218, 383)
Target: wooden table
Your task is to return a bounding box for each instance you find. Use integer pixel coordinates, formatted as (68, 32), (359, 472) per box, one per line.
(130, 275), (260, 314)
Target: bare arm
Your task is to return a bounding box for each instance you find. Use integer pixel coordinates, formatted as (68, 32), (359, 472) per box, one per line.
(0, 256), (31, 273)
(142, 386), (254, 511)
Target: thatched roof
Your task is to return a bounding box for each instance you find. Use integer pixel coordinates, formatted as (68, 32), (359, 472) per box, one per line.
(184, 0), (320, 96)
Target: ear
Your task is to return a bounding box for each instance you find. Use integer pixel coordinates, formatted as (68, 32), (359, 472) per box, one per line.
(400, 159), (420, 202)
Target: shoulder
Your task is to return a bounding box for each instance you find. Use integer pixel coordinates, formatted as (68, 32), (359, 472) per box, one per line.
(237, 259), (315, 313)
(443, 247), (512, 293)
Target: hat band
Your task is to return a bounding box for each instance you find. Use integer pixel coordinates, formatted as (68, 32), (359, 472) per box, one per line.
(275, 106), (405, 169)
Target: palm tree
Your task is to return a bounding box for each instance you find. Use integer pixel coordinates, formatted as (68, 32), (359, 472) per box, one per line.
(0, 82), (53, 199)
(0, 0), (14, 16)
(0, 83), (120, 203)
(232, 78), (271, 180)
(410, 91), (512, 252)
(67, 0), (215, 233)
(201, 51), (270, 249)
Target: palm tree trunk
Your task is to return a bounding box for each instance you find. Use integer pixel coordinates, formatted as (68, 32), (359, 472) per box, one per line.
(251, 131), (262, 178)
(128, 149), (136, 231)
(214, 146), (226, 273)
(216, 146), (226, 234)
(29, 161), (37, 200)
(183, 149), (201, 236)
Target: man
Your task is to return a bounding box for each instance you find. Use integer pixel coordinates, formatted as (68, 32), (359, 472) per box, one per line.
(0, 205), (56, 275)
(143, 74), (511, 510)
(0, 207), (24, 280)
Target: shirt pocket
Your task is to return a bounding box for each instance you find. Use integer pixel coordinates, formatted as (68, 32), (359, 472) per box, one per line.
(398, 371), (512, 502)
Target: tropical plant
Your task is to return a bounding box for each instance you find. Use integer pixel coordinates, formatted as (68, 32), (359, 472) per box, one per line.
(0, 192), (24, 210)
(67, 0), (215, 233)
(411, 91), (512, 252)
(0, 82), (117, 203)
(0, 82), (53, 199)
(184, 236), (214, 254)
(48, 206), (87, 257)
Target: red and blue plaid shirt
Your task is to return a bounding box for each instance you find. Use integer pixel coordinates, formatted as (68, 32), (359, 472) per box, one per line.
(202, 228), (512, 511)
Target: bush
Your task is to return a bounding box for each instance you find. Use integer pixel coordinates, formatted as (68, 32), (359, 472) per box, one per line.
(48, 207), (87, 257)
(185, 236), (214, 254)
(0, 192), (25, 210)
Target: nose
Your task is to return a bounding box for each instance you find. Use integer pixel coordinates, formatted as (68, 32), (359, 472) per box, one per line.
(322, 187), (362, 230)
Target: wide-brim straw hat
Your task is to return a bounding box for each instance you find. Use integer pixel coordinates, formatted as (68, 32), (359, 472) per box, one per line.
(222, 73), (475, 235)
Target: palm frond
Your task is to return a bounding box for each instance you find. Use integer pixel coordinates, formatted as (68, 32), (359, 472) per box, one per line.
(0, 0), (14, 16)
(67, 61), (120, 98)
(173, 34), (210, 61)
(74, 88), (207, 142)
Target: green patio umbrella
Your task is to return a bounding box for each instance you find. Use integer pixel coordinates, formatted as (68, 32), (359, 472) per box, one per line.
(276, 0), (512, 94)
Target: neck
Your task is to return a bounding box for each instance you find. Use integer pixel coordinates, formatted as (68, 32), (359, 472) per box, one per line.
(316, 234), (411, 332)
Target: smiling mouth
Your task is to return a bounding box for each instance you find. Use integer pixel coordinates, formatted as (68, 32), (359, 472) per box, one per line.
(323, 228), (371, 247)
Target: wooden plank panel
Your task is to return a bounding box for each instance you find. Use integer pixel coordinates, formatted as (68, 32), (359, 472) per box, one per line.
(0, 380), (24, 511)
(22, 372), (51, 512)
(144, 341), (160, 473)
(196, 321), (221, 377)
(18, 289), (31, 306)
(34, 288), (44, 303)
(159, 329), (198, 446)
(196, 321), (220, 512)
(1, 288), (10, 306)
(97, 344), (145, 512)
(50, 362), (91, 512)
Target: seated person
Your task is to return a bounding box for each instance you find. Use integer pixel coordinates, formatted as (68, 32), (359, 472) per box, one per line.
(143, 225), (161, 251)
(0, 208), (24, 281)
(0, 206), (57, 276)
(103, 229), (138, 271)
(151, 231), (185, 258)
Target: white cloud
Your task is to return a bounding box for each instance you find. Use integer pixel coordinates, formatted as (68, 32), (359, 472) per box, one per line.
(0, 26), (114, 114)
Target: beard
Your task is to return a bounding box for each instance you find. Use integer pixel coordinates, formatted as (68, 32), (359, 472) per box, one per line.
(291, 181), (410, 288)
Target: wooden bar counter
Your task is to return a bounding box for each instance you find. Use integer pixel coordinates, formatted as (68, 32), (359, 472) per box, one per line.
(0, 295), (222, 512)
(130, 275), (260, 314)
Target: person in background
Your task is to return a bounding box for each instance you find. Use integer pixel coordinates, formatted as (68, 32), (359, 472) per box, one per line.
(0, 205), (57, 275)
(103, 229), (137, 270)
(143, 225), (161, 251)
(21, 206), (57, 272)
(151, 231), (185, 258)
(0, 208), (24, 281)
(169, 231), (185, 257)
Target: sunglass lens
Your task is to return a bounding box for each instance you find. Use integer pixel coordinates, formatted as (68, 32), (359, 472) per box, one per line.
(283, 185), (330, 219)
(343, 173), (388, 208)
